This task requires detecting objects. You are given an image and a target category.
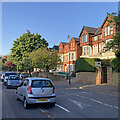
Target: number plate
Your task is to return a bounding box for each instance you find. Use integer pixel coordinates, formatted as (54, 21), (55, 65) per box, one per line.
(38, 99), (48, 102)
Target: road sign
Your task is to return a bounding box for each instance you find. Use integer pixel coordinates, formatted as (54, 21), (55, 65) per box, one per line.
(95, 61), (101, 67)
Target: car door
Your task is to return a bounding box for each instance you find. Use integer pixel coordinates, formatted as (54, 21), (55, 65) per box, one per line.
(22, 79), (29, 97)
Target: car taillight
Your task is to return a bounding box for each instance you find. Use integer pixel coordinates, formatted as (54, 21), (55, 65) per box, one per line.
(27, 85), (32, 94)
(53, 86), (55, 93)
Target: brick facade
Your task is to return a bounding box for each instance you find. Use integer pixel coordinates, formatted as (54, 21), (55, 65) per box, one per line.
(57, 38), (82, 72)
(79, 15), (116, 59)
(57, 14), (116, 72)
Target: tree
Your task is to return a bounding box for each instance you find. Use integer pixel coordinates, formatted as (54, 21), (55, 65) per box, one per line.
(10, 30), (48, 75)
(5, 61), (16, 71)
(29, 47), (61, 73)
(106, 12), (120, 57)
(106, 12), (120, 72)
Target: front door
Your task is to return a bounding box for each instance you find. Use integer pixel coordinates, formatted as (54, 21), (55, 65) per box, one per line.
(101, 66), (107, 83)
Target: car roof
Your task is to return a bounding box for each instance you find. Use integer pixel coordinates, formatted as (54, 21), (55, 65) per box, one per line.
(9, 75), (18, 76)
(27, 77), (51, 81)
(5, 72), (17, 73)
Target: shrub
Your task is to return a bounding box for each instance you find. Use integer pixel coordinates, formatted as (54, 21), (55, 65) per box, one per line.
(75, 58), (100, 73)
(110, 57), (120, 72)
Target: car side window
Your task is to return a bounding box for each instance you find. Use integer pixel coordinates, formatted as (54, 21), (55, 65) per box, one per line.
(23, 79), (29, 86)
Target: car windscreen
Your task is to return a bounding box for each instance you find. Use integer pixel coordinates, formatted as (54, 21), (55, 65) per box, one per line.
(31, 80), (53, 88)
(9, 76), (20, 80)
(5, 73), (18, 77)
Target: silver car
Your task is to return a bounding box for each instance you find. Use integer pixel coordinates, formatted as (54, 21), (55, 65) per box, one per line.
(6, 75), (22, 89)
(16, 78), (56, 109)
(4, 72), (18, 85)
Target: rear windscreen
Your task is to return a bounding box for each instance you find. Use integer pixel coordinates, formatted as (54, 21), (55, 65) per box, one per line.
(9, 76), (20, 80)
(5, 73), (18, 77)
(31, 80), (53, 88)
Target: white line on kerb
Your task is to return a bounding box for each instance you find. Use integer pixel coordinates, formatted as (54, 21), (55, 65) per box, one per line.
(55, 104), (70, 113)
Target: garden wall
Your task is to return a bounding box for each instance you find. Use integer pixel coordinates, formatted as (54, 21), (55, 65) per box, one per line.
(76, 72), (97, 84)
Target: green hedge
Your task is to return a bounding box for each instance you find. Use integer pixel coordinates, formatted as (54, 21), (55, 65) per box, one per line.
(75, 58), (100, 72)
(110, 57), (120, 72)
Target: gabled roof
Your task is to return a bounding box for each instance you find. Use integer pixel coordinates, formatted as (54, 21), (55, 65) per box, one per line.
(79, 26), (97, 37)
(101, 15), (108, 28)
(49, 45), (59, 51)
(61, 42), (68, 46)
(94, 27), (102, 36)
(101, 14), (115, 28)
(73, 38), (79, 42)
(53, 45), (59, 51)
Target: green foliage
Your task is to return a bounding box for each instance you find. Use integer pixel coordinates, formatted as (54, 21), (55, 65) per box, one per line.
(29, 47), (61, 72)
(106, 12), (120, 57)
(110, 57), (120, 72)
(75, 58), (100, 72)
(10, 30), (48, 72)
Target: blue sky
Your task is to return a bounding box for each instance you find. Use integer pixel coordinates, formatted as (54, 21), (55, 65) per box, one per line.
(2, 2), (118, 55)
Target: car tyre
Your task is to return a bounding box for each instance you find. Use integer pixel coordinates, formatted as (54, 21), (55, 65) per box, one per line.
(24, 98), (29, 109)
(50, 102), (56, 107)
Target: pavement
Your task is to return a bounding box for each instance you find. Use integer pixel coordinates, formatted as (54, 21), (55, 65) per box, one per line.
(55, 77), (119, 96)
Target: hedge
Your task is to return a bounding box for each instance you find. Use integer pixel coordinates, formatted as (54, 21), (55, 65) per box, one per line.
(75, 58), (100, 72)
(110, 57), (120, 72)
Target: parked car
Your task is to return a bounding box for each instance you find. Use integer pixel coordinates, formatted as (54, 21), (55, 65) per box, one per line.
(6, 75), (22, 89)
(20, 73), (29, 79)
(1, 72), (5, 82)
(16, 78), (56, 109)
(0, 73), (2, 80)
(4, 72), (18, 86)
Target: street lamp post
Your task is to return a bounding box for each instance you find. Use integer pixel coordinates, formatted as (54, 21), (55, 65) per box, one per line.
(67, 35), (71, 84)
(69, 43), (71, 84)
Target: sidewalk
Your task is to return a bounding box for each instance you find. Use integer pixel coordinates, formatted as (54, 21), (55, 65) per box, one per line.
(69, 77), (118, 96)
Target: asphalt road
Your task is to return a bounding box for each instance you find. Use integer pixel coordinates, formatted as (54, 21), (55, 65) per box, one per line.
(1, 80), (118, 119)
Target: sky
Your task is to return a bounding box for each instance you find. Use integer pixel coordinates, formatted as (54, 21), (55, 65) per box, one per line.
(2, 2), (118, 55)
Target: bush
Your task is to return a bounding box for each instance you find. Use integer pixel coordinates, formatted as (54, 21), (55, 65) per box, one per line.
(110, 57), (120, 72)
(75, 58), (100, 73)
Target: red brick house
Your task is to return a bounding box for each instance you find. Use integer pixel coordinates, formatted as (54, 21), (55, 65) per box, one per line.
(57, 38), (82, 72)
(79, 15), (116, 59)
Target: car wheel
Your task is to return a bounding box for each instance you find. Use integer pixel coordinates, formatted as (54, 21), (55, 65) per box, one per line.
(16, 94), (20, 101)
(50, 102), (56, 106)
(24, 98), (29, 109)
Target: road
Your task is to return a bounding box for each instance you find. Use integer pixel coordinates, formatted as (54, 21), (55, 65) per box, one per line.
(1, 80), (118, 119)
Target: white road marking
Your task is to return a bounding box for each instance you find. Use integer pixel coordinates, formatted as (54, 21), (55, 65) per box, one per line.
(77, 95), (118, 109)
(90, 98), (103, 104)
(55, 104), (70, 113)
(79, 92), (92, 95)
(39, 108), (45, 113)
(113, 106), (119, 109)
(68, 99), (91, 109)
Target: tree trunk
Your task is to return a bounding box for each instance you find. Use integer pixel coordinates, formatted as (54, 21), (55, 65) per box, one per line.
(29, 69), (31, 77)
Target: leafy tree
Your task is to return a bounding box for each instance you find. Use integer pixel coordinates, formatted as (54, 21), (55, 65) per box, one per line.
(106, 12), (120, 72)
(2, 57), (7, 63)
(29, 47), (61, 73)
(5, 61), (16, 71)
(106, 12), (120, 57)
(10, 30), (48, 75)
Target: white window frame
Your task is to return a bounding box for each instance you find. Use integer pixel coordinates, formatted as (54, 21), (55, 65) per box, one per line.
(100, 34), (102, 39)
(82, 34), (87, 43)
(73, 43), (75, 50)
(110, 25), (113, 35)
(94, 36), (98, 41)
(87, 47), (91, 55)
